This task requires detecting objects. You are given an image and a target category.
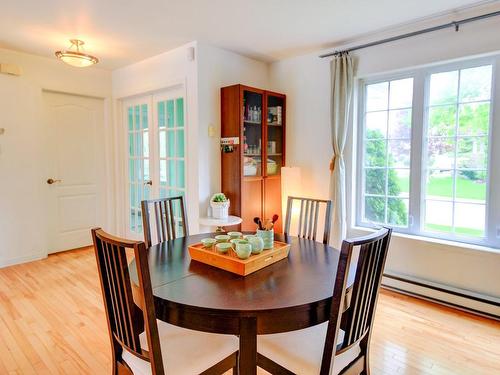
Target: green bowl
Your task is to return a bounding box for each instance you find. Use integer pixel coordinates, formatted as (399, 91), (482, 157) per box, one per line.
(227, 231), (243, 239)
(201, 238), (217, 248)
(230, 238), (244, 247)
(216, 242), (232, 254)
(230, 238), (248, 243)
(215, 235), (230, 243)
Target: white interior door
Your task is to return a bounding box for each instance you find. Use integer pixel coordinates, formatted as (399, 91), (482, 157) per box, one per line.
(124, 86), (186, 239)
(43, 92), (106, 253)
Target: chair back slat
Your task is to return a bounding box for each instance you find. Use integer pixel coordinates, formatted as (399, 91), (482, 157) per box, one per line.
(92, 228), (164, 374)
(284, 196), (333, 244)
(297, 199), (304, 236)
(312, 201), (320, 242)
(303, 200), (309, 238)
(142, 196), (189, 247)
(320, 228), (392, 375)
(168, 200), (176, 239)
(344, 234), (389, 347)
(154, 202), (162, 242)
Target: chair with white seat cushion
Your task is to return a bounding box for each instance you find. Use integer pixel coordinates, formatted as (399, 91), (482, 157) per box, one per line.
(122, 320), (239, 375)
(257, 228), (392, 375)
(91, 228), (238, 375)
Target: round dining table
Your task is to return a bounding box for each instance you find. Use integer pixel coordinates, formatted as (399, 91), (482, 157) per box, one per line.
(130, 232), (354, 374)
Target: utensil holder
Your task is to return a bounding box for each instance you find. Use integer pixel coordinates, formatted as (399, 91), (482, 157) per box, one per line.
(257, 229), (274, 250)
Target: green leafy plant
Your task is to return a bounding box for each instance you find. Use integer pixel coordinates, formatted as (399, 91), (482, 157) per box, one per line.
(212, 193), (228, 203)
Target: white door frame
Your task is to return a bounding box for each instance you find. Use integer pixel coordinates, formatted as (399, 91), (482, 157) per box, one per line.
(42, 90), (108, 252)
(118, 83), (188, 240)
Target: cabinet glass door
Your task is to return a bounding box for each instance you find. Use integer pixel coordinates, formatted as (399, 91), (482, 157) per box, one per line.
(126, 99), (151, 235)
(243, 90), (263, 177)
(266, 94), (284, 176)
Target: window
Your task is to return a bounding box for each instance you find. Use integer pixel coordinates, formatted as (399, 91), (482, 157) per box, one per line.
(358, 58), (498, 248)
(362, 78), (413, 227)
(424, 66), (492, 238)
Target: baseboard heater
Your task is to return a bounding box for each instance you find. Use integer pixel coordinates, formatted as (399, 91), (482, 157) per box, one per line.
(381, 273), (500, 321)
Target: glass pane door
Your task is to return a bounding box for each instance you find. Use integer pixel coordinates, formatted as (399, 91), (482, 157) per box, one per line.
(266, 94), (284, 176)
(124, 88), (186, 239)
(155, 92), (187, 236)
(243, 90), (263, 177)
(126, 100), (151, 235)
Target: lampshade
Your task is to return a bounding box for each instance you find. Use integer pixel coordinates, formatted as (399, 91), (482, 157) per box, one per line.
(281, 166), (301, 219)
(55, 39), (99, 68)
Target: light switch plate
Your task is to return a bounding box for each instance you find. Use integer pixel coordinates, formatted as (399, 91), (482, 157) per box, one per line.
(208, 125), (216, 137)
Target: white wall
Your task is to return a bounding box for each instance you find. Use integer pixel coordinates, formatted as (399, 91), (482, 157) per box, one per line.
(112, 41), (268, 234)
(196, 43), (269, 222)
(268, 10), (500, 304)
(0, 48), (112, 267)
(112, 41), (199, 234)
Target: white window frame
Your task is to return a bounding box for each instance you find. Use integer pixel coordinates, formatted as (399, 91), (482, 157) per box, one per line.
(356, 55), (499, 249)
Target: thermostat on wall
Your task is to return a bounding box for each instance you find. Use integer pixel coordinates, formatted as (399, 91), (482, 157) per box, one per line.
(0, 63), (22, 76)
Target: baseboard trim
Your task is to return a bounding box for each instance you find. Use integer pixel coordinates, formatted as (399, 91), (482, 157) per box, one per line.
(0, 252), (47, 269)
(382, 273), (499, 320)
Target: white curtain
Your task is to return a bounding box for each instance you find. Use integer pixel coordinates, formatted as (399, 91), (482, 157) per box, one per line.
(329, 53), (354, 248)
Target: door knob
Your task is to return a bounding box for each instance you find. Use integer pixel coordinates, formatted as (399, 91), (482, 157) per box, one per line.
(144, 180), (153, 186)
(47, 178), (62, 185)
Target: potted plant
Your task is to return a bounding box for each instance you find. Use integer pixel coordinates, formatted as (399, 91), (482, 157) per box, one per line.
(210, 193), (230, 219)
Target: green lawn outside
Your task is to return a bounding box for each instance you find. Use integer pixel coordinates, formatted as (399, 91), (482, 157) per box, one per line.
(396, 175), (486, 200)
(425, 223), (484, 237)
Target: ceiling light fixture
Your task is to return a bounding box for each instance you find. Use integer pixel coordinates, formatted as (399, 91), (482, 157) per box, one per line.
(55, 39), (99, 67)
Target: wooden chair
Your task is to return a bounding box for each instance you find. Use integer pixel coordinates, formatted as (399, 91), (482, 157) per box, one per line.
(141, 196), (189, 247)
(91, 228), (238, 375)
(257, 228), (392, 375)
(284, 196), (333, 244)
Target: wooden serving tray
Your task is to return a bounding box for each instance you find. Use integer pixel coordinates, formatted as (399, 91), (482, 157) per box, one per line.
(188, 241), (290, 276)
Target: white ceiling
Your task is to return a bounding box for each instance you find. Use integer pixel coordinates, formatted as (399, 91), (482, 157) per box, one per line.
(0, 0), (496, 69)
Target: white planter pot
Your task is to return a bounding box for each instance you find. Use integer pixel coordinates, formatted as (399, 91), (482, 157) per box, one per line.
(211, 200), (230, 219)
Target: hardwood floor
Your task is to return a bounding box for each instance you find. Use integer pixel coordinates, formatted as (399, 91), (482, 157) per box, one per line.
(0, 248), (498, 375)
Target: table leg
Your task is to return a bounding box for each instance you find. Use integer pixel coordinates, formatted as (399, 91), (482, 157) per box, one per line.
(239, 316), (257, 375)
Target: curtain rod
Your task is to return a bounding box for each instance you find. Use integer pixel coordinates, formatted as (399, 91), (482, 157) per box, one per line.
(319, 9), (500, 58)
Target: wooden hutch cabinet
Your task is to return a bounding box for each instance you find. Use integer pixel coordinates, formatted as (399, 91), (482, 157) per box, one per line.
(221, 84), (286, 232)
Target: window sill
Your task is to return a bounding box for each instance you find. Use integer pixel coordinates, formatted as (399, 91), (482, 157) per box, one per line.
(350, 226), (500, 255)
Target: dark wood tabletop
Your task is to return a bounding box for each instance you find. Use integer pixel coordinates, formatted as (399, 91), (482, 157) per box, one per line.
(129, 232), (353, 374)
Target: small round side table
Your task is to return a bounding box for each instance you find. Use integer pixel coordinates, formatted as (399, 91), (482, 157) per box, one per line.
(199, 215), (243, 233)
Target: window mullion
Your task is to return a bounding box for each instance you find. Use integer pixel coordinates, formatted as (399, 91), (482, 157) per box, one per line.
(487, 58), (500, 247)
(409, 72), (425, 235)
(451, 70), (461, 235)
(384, 83), (390, 224)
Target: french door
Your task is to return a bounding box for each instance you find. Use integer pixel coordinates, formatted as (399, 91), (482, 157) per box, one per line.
(124, 87), (186, 239)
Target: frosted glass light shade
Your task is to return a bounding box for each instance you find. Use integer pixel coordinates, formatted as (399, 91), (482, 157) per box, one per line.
(56, 51), (98, 67)
(55, 40), (99, 68)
